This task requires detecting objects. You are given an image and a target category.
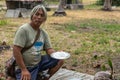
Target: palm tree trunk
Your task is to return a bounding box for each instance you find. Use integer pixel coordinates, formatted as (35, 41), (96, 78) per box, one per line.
(53, 0), (66, 16)
(103, 0), (112, 11)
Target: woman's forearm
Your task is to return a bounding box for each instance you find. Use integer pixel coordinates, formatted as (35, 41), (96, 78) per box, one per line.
(13, 45), (27, 70)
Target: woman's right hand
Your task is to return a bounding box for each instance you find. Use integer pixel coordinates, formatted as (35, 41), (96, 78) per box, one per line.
(21, 69), (31, 80)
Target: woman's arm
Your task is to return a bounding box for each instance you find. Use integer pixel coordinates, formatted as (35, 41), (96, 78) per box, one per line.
(13, 45), (31, 80)
(13, 45), (26, 70)
(45, 48), (55, 55)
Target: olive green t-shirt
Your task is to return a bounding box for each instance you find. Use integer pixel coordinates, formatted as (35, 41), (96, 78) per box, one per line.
(14, 23), (52, 67)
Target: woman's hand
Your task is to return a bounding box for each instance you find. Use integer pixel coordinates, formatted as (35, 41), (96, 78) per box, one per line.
(21, 69), (31, 80)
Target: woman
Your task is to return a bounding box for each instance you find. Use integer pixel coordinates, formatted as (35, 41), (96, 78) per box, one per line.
(11, 5), (64, 80)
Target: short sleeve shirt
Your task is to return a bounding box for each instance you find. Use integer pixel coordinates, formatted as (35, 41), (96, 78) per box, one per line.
(13, 23), (52, 67)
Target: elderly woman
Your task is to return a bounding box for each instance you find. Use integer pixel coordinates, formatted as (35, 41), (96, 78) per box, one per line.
(8, 5), (64, 80)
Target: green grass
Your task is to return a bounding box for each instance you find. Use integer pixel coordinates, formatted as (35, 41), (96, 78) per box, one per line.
(64, 24), (78, 32)
(79, 19), (120, 31)
(55, 18), (120, 64)
(53, 18), (120, 56)
(0, 20), (8, 26)
(85, 4), (102, 9)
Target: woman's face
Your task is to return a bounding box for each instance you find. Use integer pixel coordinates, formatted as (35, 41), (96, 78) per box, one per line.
(31, 9), (45, 27)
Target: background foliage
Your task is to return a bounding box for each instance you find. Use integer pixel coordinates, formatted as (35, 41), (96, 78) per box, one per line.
(97, 0), (120, 6)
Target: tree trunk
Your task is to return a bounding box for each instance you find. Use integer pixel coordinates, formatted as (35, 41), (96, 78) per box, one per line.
(103, 0), (112, 11)
(52, 0), (66, 16)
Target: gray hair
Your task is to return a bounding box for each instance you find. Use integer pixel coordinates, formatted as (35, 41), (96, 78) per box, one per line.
(30, 5), (47, 21)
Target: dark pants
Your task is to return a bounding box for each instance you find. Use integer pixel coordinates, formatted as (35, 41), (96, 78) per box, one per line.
(15, 55), (59, 80)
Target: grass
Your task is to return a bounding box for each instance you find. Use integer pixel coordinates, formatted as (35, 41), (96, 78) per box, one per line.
(48, 8), (120, 78)
(0, 20), (8, 26)
(0, 0), (120, 79)
(47, 8), (120, 77)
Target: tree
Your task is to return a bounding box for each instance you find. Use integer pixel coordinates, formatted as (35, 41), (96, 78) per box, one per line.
(53, 0), (66, 16)
(103, 0), (112, 11)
